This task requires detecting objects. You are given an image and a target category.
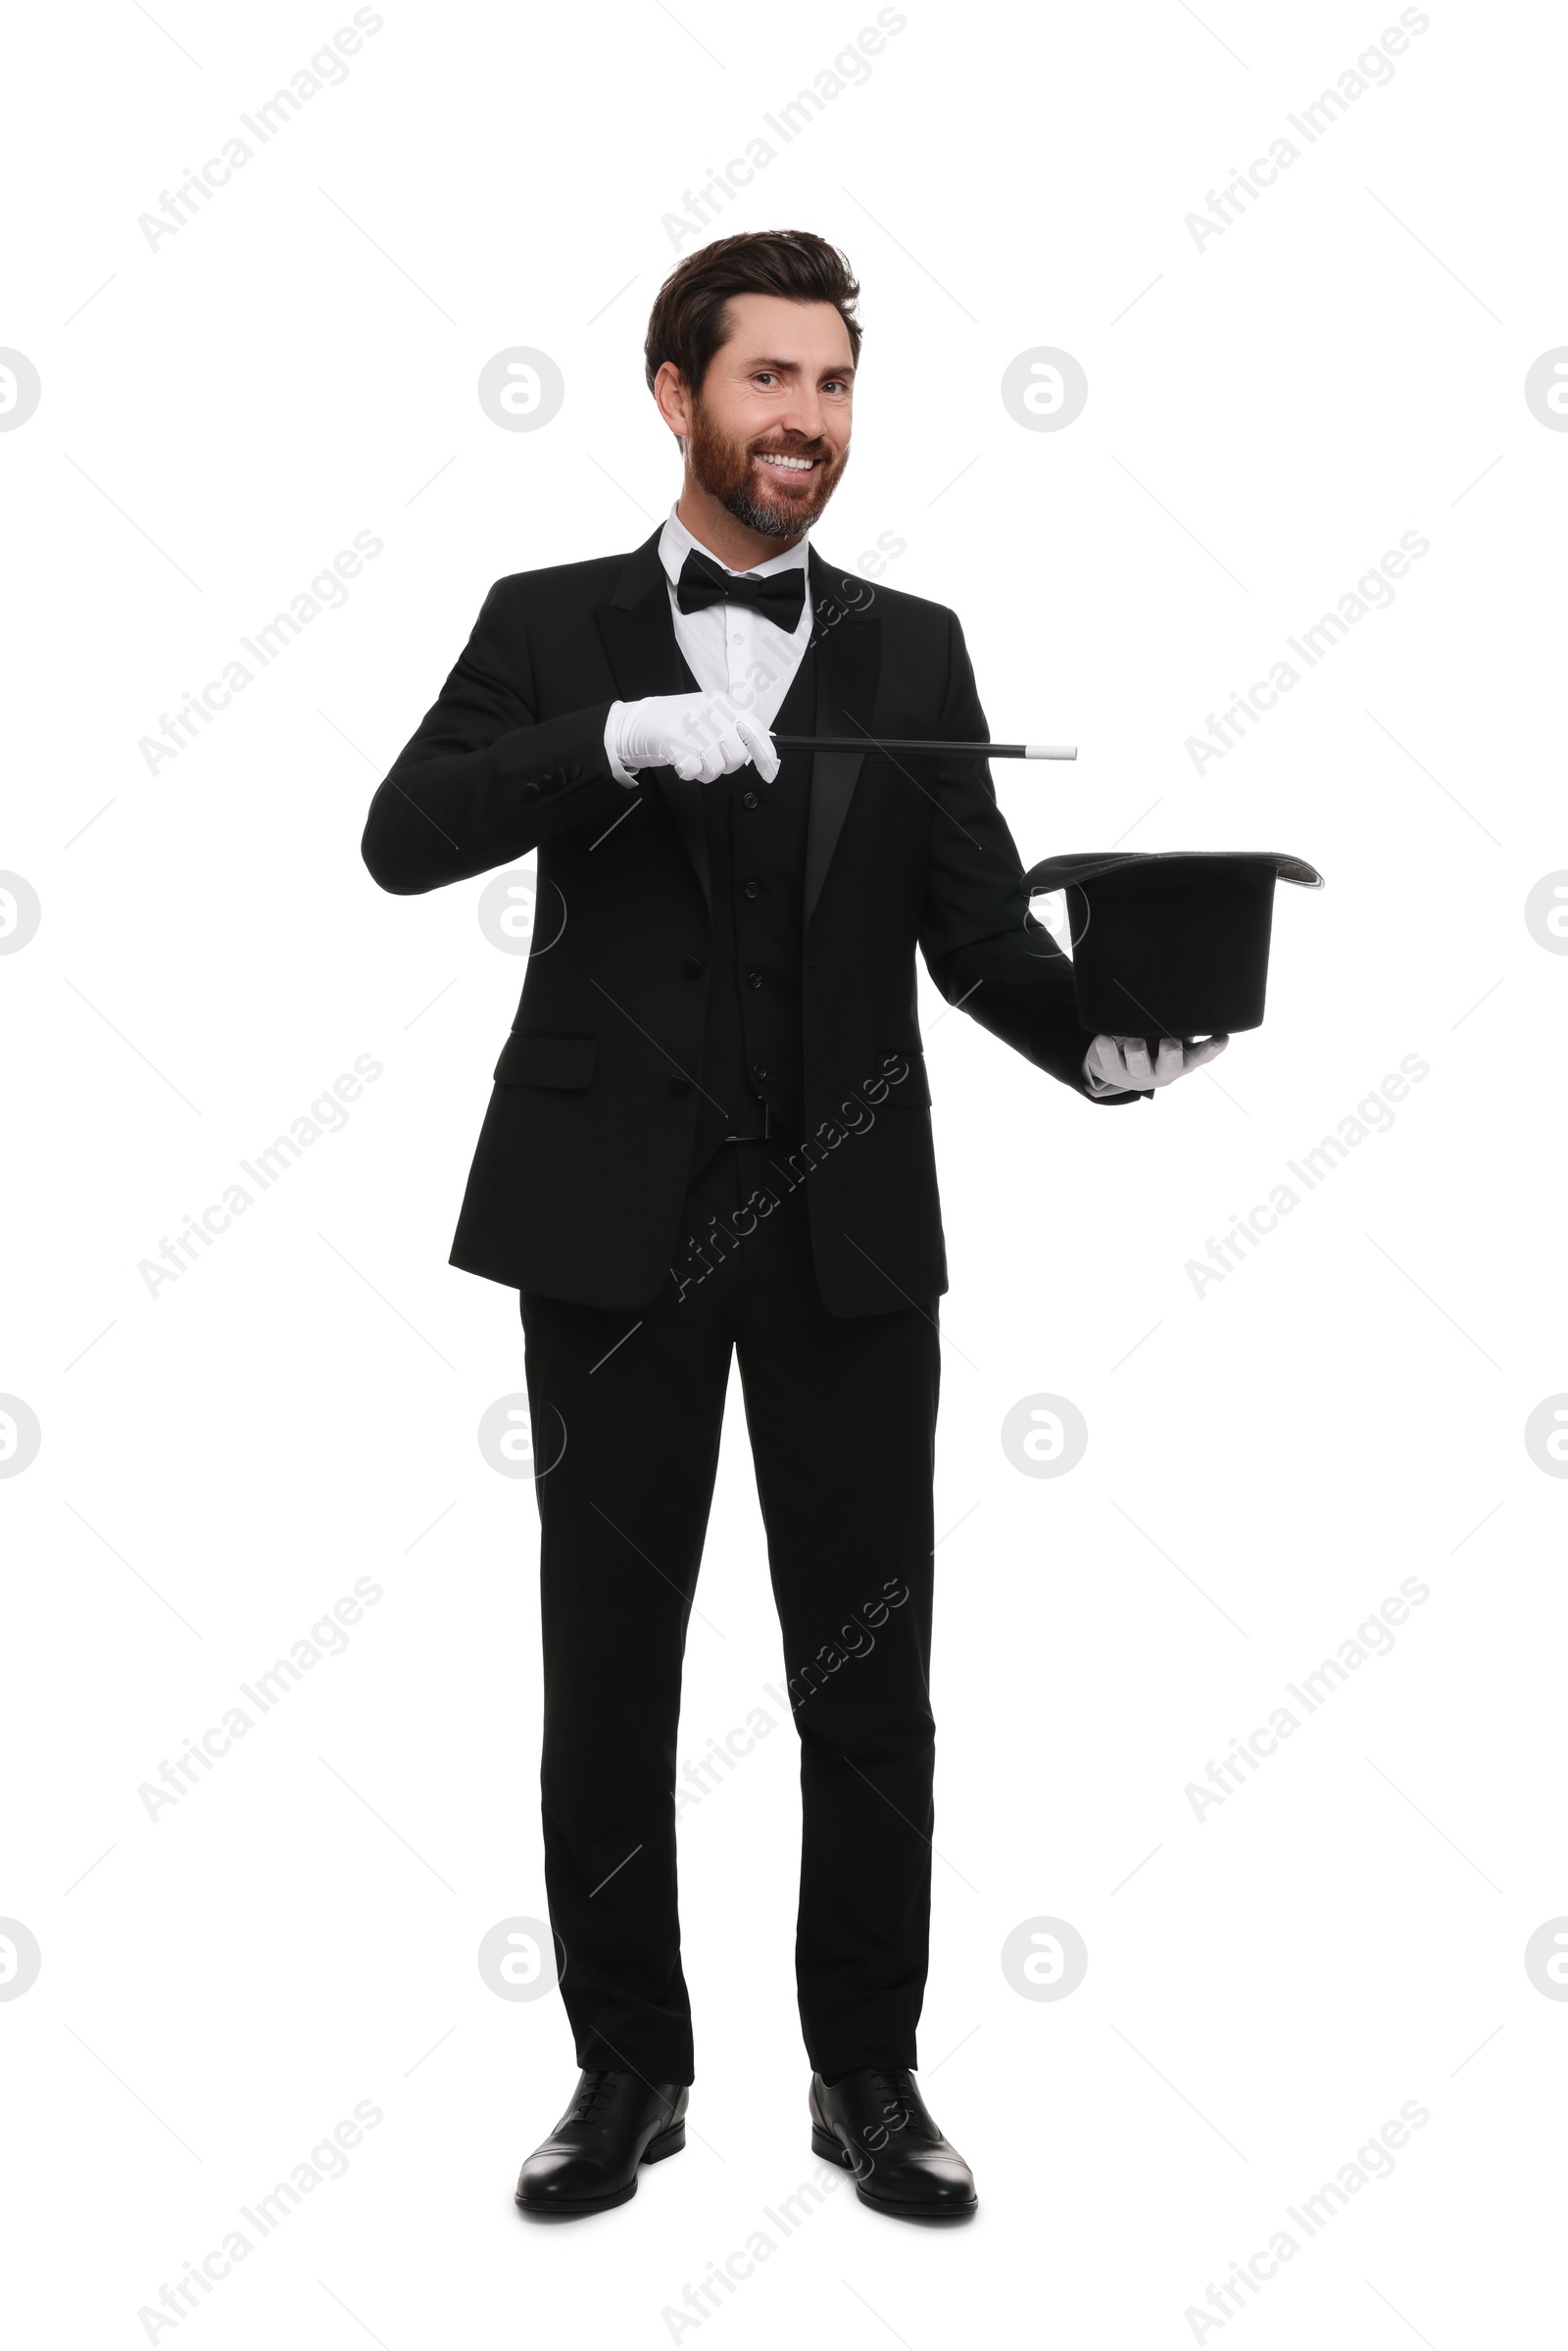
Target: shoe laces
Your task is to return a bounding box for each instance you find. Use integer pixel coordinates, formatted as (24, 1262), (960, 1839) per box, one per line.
(568, 2069), (618, 2124)
(858, 2067), (924, 2138)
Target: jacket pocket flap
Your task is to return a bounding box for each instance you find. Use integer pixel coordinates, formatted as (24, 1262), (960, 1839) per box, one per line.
(494, 1032), (597, 1089)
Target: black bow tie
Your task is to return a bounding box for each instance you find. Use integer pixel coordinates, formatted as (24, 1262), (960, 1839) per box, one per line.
(675, 546), (807, 629)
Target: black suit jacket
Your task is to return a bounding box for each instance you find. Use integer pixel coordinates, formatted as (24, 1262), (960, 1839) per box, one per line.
(361, 529), (1134, 1316)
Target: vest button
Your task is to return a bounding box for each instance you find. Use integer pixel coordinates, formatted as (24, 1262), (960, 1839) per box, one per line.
(746, 970), (762, 989)
(681, 955), (703, 977)
(752, 1064), (767, 1081)
(742, 791), (759, 809)
(670, 1076), (692, 1096)
(743, 880), (760, 899)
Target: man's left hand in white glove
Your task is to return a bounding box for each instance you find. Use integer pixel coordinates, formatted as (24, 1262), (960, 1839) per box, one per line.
(1083, 1034), (1229, 1097)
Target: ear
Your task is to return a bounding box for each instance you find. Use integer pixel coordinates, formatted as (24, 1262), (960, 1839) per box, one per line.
(653, 359), (693, 441)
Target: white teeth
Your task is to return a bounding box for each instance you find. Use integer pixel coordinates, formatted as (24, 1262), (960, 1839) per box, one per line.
(757, 453), (813, 468)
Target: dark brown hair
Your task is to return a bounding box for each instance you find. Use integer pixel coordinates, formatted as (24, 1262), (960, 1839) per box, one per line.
(644, 230), (861, 395)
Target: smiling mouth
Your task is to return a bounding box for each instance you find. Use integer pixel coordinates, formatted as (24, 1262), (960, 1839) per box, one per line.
(752, 449), (822, 479)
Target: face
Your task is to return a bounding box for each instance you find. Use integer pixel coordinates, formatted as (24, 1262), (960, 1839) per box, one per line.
(660, 292), (855, 539)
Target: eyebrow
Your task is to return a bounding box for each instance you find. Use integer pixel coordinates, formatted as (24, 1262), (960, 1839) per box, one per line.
(744, 355), (856, 378)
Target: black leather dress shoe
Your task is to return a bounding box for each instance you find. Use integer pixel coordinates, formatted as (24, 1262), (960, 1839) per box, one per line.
(810, 2067), (977, 2219)
(515, 2069), (688, 2215)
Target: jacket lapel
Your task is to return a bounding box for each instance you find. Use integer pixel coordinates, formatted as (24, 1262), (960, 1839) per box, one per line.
(593, 531), (709, 908)
(804, 547), (880, 923)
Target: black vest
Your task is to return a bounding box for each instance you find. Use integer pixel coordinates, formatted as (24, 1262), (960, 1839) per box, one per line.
(687, 641), (817, 1174)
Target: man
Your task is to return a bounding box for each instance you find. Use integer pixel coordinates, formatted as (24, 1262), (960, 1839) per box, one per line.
(361, 229), (1223, 2222)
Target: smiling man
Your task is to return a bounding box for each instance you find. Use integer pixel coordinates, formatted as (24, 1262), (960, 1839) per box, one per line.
(362, 229), (1222, 2224)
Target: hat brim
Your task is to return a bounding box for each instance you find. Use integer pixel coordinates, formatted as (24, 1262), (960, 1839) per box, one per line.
(1024, 850), (1323, 894)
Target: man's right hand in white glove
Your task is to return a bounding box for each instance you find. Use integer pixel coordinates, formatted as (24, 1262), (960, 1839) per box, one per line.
(605, 692), (781, 787)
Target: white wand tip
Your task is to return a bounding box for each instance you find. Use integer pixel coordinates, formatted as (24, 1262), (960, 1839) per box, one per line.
(1024, 744), (1077, 760)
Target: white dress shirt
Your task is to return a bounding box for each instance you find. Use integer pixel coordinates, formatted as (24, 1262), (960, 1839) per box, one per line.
(604, 504), (813, 782)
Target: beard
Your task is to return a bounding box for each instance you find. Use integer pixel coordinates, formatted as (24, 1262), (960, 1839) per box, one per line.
(685, 396), (850, 539)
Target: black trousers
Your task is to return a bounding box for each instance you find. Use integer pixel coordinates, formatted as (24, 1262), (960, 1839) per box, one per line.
(518, 1136), (942, 2086)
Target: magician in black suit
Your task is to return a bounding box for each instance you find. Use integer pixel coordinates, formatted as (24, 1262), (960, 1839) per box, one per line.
(362, 229), (1225, 2221)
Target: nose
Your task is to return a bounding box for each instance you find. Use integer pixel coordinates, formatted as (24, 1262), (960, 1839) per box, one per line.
(781, 388), (828, 445)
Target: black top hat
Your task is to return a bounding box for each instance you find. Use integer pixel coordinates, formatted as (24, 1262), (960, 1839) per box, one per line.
(1022, 851), (1324, 1042)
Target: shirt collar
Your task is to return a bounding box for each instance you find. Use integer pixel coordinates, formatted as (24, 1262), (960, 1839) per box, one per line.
(659, 502), (811, 591)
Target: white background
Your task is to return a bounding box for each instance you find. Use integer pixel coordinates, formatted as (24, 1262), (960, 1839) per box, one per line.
(5, 1), (1564, 2343)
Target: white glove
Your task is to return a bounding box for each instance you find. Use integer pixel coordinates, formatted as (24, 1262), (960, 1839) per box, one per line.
(1083, 1034), (1229, 1096)
(605, 692), (781, 787)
